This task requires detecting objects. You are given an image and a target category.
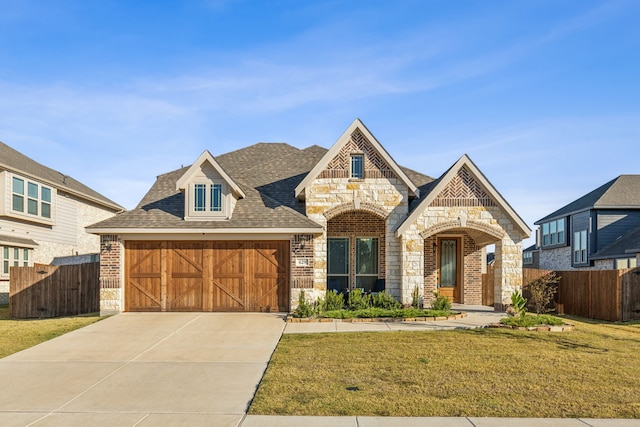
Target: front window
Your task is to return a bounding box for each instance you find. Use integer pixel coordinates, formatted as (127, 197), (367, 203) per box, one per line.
(327, 238), (349, 291)
(351, 154), (364, 179)
(355, 237), (378, 291)
(542, 219), (565, 247)
(573, 230), (587, 264)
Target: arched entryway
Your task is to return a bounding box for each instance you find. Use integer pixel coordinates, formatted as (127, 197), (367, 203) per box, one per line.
(326, 210), (386, 293)
(421, 220), (505, 304)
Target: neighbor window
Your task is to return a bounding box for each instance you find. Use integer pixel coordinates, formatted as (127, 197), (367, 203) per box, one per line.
(11, 176), (52, 220)
(12, 177), (24, 212)
(573, 230), (587, 264)
(615, 257), (637, 269)
(351, 154), (364, 179)
(542, 219), (565, 247)
(523, 251), (533, 264)
(0, 246), (31, 278)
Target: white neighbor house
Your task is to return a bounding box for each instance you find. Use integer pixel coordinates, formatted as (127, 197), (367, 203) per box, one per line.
(0, 141), (124, 303)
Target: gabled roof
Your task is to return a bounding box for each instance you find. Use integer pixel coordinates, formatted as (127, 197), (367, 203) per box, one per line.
(591, 225), (640, 260)
(175, 150), (245, 198)
(0, 141), (123, 211)
(535, 175), (640, 224)
(395, 154), (531, 238)
(294, 118), (419, 199)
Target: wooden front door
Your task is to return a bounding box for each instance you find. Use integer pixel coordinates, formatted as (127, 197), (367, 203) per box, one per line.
(125, 240), (289, 312)
(438, 237), (462, 303)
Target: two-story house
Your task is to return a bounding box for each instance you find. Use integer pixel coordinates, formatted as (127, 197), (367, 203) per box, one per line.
(534, 175), (640, 271)
(88, 119), (530, 314)
(0, 141), (124, 303)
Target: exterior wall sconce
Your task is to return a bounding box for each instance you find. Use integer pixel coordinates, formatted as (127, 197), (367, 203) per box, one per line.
(433, 242), (437, 254)
(299, 235), (309, 250)
(103, 235), (112, 252)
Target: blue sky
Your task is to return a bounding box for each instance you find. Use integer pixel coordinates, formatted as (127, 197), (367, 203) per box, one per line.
(1, 0), (639, 247)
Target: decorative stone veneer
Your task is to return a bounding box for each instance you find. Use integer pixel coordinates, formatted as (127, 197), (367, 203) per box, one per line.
(404, 204), (524, 309)
(306, 177), (409, 302)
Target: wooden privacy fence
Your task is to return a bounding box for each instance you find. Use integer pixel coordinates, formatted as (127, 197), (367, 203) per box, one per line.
(10, 262), (100, 319)
(482, 266), (640, 321)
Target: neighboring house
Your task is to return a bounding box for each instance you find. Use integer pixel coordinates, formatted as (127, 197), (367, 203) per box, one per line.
(0, 141), (124, 303)
(534, 175), (640, 271)
(522, 244), (540, 269)
(87, 119), (530, 314)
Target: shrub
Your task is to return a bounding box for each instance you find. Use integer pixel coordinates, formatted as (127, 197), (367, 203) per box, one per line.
(294, 290), (314, 318)
(347, 289), (370, 311)
(510, 289), (527, 318)
(411, 286), (421, 309)
(324, 290), (345, 311)
(371, 291), (401, 310)
(526, 272), (560, 314)
(431, 292), (452, 311)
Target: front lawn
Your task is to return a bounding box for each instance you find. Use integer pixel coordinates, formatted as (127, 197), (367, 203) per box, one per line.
(250, 316), (640, 418)
(0, 305), (103, 358)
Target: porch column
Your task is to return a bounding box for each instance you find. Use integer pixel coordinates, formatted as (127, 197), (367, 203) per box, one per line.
(494, 238), (523, 311)
(400, 233), (424, 306)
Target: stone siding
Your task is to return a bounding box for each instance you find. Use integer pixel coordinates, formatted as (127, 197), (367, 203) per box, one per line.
(305, 177), (408, 302)
(405, 204), (524, 308)
(539, 246), (614, 271)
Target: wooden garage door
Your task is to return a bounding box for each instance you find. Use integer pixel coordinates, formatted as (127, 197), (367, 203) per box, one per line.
(125, 241), (289, 312)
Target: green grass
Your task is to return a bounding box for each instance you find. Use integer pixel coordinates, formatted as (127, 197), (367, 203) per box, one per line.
(0, 304), (103, 359)
(250, 317), (640, 418)
(500, 314), (565, 327)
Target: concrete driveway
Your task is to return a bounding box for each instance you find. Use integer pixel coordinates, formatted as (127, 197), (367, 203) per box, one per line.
(0, 312), (286, 427)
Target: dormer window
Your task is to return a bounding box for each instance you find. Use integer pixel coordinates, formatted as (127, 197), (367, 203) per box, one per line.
(176, 150), (245, 222)
(351, 154), (364, 179)
(211, 184), (222, 212)
(190, 182), (226, 218)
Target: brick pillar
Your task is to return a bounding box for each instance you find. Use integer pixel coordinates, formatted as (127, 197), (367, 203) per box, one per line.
(99, 235), (123, 315)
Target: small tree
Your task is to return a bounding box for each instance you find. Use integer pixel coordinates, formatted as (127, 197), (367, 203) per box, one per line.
(411, 286), (422, 309)
(526, 272), (560, 314)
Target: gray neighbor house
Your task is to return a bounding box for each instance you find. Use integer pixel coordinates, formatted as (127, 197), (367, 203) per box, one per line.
(526, 175), (640, 271)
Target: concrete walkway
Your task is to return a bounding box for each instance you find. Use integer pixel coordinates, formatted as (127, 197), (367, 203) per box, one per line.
(0, 312), (285, 427)
(284, 304), (506, 334)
